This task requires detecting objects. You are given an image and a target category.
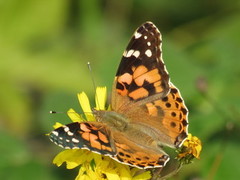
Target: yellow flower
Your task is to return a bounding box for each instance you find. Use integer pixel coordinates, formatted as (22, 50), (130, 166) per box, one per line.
(177, 133), (202, 164)
(51, 87), (151, 180)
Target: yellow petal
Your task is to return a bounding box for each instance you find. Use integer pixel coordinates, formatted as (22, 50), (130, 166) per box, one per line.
(67, 108), (85, 122)
(95, 87), (107, 110)
(76, 174), (89, 180)
(194, 142), (202, 159)
(104, 169), (121, 180)
(114, 163), (132, 179)
(53, 149), (92, 169)
(76, 164), (104, 180)
(88, 167), (102, 180)
(78, 92), (95, 121)
(188, 133), (193, 139)
(132, 170), (151, 180)
(76, 167), (91, 180)
(53, 122), (63, 129)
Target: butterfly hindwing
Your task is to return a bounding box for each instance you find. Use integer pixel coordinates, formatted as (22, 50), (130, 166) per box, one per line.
(143, 83), (188, 147)
(112, 131), (170, 169)
(114, 83), (188, 149)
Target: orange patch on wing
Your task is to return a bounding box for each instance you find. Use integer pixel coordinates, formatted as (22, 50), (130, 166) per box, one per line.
(118, 73), (132, 85)
(155, 86), (164, 93)
(162, 121), (180, 141)
(162, 118), (183, 133)
(146, 103), (158, 116)
(117, 73), (133, 96)
(153, 81), (164, 93)
(133, 65), (148, 80)
(102, 145), (113, 152)
(164, 110), (180, 118)
(81, 132), (90, 141)
(80, 124), (91, 132)
(117, 88), (128, 96)
(153, 100), (162, 106)
(98, 131), (109, 143)
(154, 81), (161, 87)
(134, 68), (161, 86)
(155, 98), (171, 108)
(89, 133), (101, 150)
(129, 87), (149, 100)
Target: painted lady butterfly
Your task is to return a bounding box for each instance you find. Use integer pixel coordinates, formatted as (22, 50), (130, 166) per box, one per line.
(49, 22), (188, 169)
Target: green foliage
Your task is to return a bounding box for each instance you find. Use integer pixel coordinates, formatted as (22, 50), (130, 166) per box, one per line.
(0, 0), (240, 179)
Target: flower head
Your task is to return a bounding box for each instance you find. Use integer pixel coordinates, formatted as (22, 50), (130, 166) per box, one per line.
(177, 133), (202, 164)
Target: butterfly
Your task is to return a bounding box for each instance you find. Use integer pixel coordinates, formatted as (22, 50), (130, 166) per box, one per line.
(49, 22), (188, 169)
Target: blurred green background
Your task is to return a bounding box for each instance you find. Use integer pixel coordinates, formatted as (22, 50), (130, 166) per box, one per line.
(1, 0), (240, 179)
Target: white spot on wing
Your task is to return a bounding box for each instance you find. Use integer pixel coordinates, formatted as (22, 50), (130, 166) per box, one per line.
(72, 138), (80, 143)
(52, 131), (59, 136)
(64, 126), (69, 132)
(132, 50), (140, 58)
(126, 49), (134, 57)
(144, 36), (147, 39)
(67, 131), (74, 136)
(123, 50), (127, 57)
(147, 42), (151, 46)
(58, 144), (64, 148)
(134, 32), (142, 39)
(145, 49), (152, 57)
(54, 141), (58, 145)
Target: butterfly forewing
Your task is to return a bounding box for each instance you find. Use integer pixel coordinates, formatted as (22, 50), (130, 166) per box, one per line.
(49, 122), (115, 156)
(112, 22), (170, 110)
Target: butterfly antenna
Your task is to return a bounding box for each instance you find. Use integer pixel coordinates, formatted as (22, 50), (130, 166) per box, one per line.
(87, 62), (100, 109)
(49, 111), (64, 114)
